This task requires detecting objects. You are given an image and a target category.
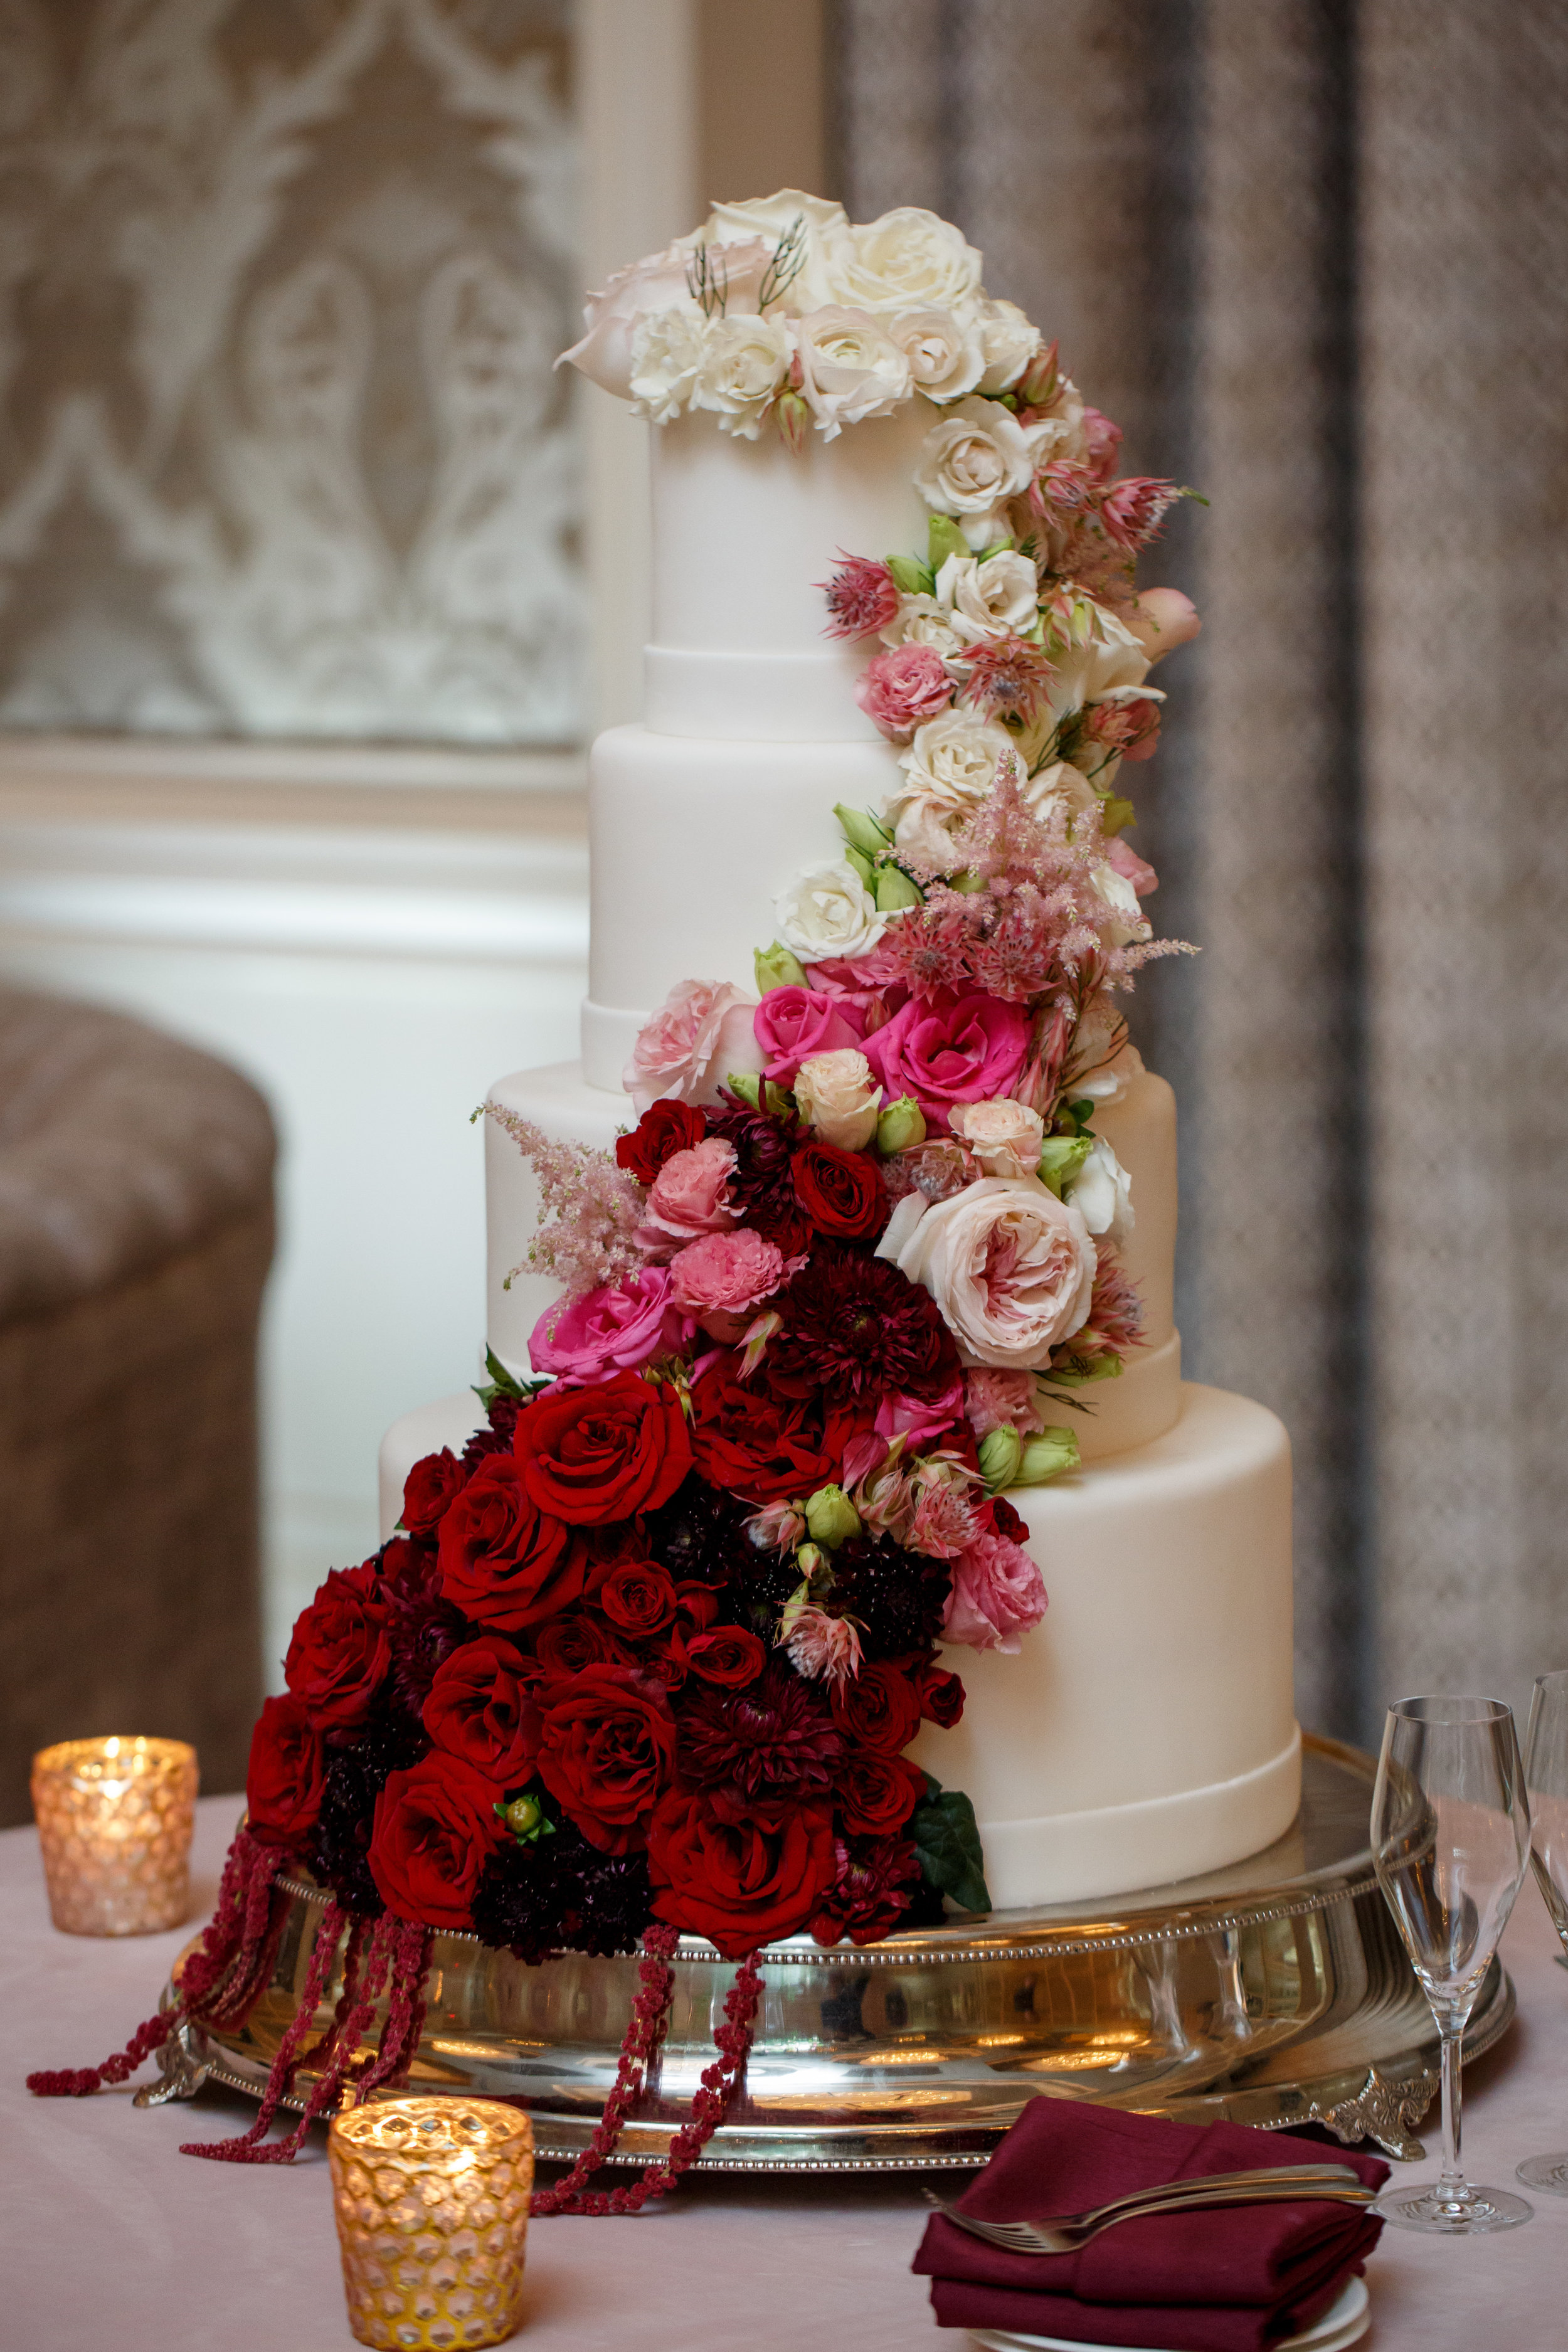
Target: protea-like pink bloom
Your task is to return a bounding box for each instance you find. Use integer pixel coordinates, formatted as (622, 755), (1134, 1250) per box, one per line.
(820, 553), (902, 640)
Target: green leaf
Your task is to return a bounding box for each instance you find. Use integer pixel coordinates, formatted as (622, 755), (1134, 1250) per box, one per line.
(474, 1345), (531, 1409)
(927, 513), (969, 571)
(844, 844), (876, 889)
(887, 554), (935, 597)
(911, 1776), (992, 1915)
(977, 538), (1017, 562)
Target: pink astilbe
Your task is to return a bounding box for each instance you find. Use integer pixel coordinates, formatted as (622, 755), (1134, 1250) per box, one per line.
(959, 635), (1057, 724)
(820, 553), (901, 640)
(485, 1103), (647, 1302)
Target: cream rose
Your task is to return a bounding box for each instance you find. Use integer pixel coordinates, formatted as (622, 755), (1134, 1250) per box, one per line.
(1046, 603), (1152, 727)
(879, 593), (965, 657)
(692, 313), (792, 438)
(891, 788), (970, 875)
(824, 207), (982, 315)
(1090, 861), (1152, 948)
(679, 191), (847, 311)
(795, 307), (913, 438)
(773, 858), (887, 962)
(1022, 758), (1101, 831)
(950, 1098), (1047, 1179)
(558, 243), (696, 400)
(894, 711), (1016, 809)
(885, 306), (985, 401)
(913, 395), (1037, 546)
(628, 305), (704, 422)
(935, 550), (1041, 644)
(975, 297), (1042, 394)
(877, 1176), (1096, 1369)
(1064, 1135), (1134, 1244)
(794, 1048), (882, 1150)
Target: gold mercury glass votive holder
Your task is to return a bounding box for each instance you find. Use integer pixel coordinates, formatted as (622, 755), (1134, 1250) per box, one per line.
(329, 2096), (535, 2352)
(30, 1735), (199, 1936)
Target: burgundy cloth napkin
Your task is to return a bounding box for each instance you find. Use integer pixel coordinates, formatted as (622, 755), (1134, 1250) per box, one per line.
(913, 2100), (1389, 2350)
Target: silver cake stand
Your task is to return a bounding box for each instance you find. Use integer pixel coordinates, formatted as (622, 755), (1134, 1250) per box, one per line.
(146, 1735), (1511, 2171)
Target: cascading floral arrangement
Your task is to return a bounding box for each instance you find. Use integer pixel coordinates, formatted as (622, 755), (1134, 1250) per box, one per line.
(31, 196), (1199, 2200)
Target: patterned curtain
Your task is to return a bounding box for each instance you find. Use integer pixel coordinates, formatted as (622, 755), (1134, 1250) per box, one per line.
(833, 0), (1568, 1742)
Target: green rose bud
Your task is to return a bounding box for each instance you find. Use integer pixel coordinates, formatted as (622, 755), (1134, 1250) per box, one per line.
(1017, 1427), (1082, 1485)
(1036, 1135), (1092, 1197)
(977, 1425), (1024, 1492)
(755, 940), (808, 995)
(834, 803), (892, 859)
(774, 389), (810, 454)
(876, 1095), (927, 1154)
(496, 1793), (554, 1845)
(928, 512), (968, 570)
(726, 1072), (763, 1112)
(876, 864), (924, 911)
(804, 1483), (861, 1549)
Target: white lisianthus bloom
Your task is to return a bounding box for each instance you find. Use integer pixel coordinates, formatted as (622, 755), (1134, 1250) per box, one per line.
(975, 297), (1042, 394)
(934, 550), (1041, 644)
(691, 313), (793, 438)
(1091, 861), (1152, 948)
(628, 304), (705, 421)
(1046, 604), (1152, 728)
(773, 859), (887, 961)
(677, 191), (848, 311)
(894, 711), (1017, 808)
(794, 1049), (882, 1150)
(558, 243), (698, 400)
(885, 305), (986, 401)
(950, 1098), (1047, 1180)
(877, 1176), (1096, 1369)
(914, 395), (1037, 546)
(1022, 758), (1101, 832)
(879, 593), (966, 657)
(825, 207), (983, 314)
(1064, 1136), (1135, 1244)
(1019, 374), (1091, 470)
(795, 307), (913, 437)
(891, 788), (970, 875)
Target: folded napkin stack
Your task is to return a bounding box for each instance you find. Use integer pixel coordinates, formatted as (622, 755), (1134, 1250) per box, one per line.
(913, 2099), (1389, 2350)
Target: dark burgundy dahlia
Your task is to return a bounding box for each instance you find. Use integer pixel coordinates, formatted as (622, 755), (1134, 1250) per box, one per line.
(768, 1244), (960, 1407)
(677, 1655), (842, 1803)
(706, 1099), (808, 1250)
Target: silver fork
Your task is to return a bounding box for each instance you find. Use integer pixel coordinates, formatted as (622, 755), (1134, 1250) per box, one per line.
(922, 2163), (1375, 2256)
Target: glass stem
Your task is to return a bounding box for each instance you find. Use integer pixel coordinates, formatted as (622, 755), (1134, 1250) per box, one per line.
(1438, 2024), (1467, 2203)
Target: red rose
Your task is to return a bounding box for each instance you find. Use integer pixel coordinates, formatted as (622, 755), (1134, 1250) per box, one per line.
(514, 1371), (692, 1524)
(401, 1448), (467, 1537)
(991, 1495), (1028, 1544)
(647, 1789), (838, 1959)
(916, 1660), (965, 1729)
(830, 1659), (923, 1755)
(791, 1142), (888, 1240)
(535, 1614), (636, 1676)
(683, 1625), (766, 1688)
(368, 1754), (505, 1930)
(835, 1749), (928, 1835)
(536, 1663), (676, 1853)
(675, 1581), (721, 1633)
(283, 1562), (391, 1732)
(616, 1098), (707, 1182)
(245, 1693), (326, 1851)
(437, 1454), (583, 1632)
(598, 1559), (679, 1639)
(421, 1637), (540, 1785)
(689, 1358), (868, 1505)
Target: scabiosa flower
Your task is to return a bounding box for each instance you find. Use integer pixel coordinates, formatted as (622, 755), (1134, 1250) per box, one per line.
(785, 1605), (864, 1688)
(828, 1532), (951, 1659)
(677, 1656), (843, 1801)
(470, 1808), (654, 1964)
(644, 1476), (756, 1587)
(820, 553), (901, 640)
(769, 1244), (961, 1408)
(386, 1577), (475, 1717)
(960, 635), (1056, 724)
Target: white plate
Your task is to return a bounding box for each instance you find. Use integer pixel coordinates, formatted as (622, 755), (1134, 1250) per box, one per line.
(966, 2270), (1369, 2352)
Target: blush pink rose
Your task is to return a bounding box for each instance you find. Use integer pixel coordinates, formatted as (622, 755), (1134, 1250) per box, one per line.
(669, 1229), (787, 1342)
(1104, 834), (1159, 895)
(855, 644), (956, 741)
(943, 1525), (1048, 1653)
(861, 992), (1029, 1132)
(625, 979), (767, 1114)
(752, 987), (865, 1086)
(638, 1138), (739, 1253)
(529, 1267), (695, 1384)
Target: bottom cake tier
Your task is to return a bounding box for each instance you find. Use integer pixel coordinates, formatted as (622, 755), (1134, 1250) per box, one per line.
(379, 1379), (1300, 1915)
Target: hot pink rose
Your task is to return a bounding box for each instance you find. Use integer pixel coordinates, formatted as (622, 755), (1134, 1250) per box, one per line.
(753, 987), (866, 1085)
(854, 644), (955, 742)
(874, 1376), (967, 1450)
(943, 1525), (1048, 1653)
(529, 1266), (696, 1383)
(638, 1137), (739, 1252)
(669, 1228), (787, 1342)
(861, 992), (1029, 1131)
(625, 979), (766, 1115)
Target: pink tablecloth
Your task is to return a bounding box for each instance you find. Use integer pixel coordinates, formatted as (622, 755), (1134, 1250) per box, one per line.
(5, 1795), (1566, 2350)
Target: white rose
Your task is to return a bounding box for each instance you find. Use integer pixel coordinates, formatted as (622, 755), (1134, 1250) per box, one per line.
(773, 858), (887, 961)
(1022, 758), (1100, 832)
(558, 242), (696, 400)
(950, 1099), (1047, 1179)
(1019, 374), (1090, 469)
(913, 395), (1037, 546)
(825, 208), (983, 314)
(877, 1176), (1096, 1369)
(879, 593), (965, 657)
(628, 304), (704, 422)
(680, 191), (848, 311)
(692, 312), (792, 438)
(975, 297), (1042, 394)
(935, 550), (1040, 644)
(1065, 1136), (1134, 1244)
(794, 1049), (882, 1150)
(795, 307), (913, 438)
(885, 306), (985, 401)
(1091, 862), (1152, 948)
(894, 711), (1016, 809)
(891, 788), (970, 875)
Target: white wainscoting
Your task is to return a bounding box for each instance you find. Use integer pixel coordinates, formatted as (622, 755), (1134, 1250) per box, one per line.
(0, 737), (588, 1681)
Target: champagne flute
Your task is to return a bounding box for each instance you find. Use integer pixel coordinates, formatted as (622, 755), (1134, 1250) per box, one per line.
(1370, 1694), (1532, 2233)
(1518, 1669), (1568, 2193)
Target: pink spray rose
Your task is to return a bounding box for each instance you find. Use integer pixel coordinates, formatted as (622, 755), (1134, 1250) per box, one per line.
(943, 1525), (1048, 1653)
(637, 1137), (739, 1253)
(625, 978), (767, 1114)
(861, 992), (1030, 1132)
(752, 987), (865, 1086)
(669, 1229), (787, 1343)
(529, 1267), (695, 1384)
(855, 644), (956, 741)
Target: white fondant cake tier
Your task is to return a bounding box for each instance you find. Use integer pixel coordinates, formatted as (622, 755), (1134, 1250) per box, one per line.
(376, 1378), (1297, 1915)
